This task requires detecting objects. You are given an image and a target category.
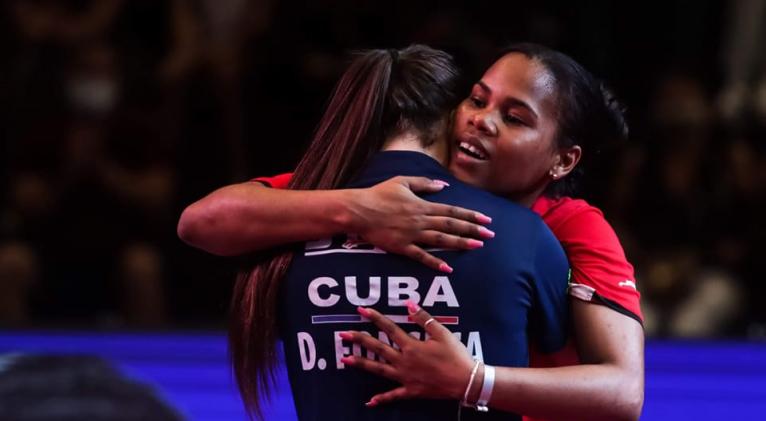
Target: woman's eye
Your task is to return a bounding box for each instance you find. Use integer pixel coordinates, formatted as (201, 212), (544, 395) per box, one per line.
(469, 97), (485, 107)
(504, 115), (524, 125)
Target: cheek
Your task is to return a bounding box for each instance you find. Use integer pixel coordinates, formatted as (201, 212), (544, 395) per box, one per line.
(491, 137), (551, 185)
(453, 104), (471, 133)
(451, 121), (462, 139)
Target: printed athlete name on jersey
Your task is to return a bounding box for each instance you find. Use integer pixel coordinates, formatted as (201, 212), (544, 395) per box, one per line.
(304, 236), (449, 256)
(295, 328), (485, 372)
(307, 275), (460, 308)
(279, 153), (568, 421)
(297, 273), (473, 373)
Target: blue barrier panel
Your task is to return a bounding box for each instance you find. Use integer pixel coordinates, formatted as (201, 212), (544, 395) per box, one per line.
(2, 331), (765, 420)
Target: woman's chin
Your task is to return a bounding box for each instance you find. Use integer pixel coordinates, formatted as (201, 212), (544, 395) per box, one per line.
(452, 149), (489, 167)
(448, 160), (487, 189)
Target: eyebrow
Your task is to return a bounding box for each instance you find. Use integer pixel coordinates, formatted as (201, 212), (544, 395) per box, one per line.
(476, 81), (539, 120)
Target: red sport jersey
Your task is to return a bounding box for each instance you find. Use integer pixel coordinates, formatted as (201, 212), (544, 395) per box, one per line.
(531, 196), (642, 322)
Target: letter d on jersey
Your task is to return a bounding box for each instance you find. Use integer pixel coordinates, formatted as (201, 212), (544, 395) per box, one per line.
(297, 332), (317, 371)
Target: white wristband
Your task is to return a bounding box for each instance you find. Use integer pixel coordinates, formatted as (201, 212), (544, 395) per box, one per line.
(476, 364), (495, 412)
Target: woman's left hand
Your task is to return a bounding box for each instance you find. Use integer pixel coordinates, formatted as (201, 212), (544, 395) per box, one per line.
(339, 301), (475, 406)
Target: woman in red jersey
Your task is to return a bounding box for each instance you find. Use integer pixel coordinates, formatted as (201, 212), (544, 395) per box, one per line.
(179, 43), (644, 420)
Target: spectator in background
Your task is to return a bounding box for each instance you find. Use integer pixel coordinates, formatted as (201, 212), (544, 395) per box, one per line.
(7, 0), (124, 46)
(0, 0), (762, 336)
(620, 73), (746, 337)
(718, 0), (766, 124)
(1, 2), (175, 326)
(49, 41), (175, 326)
(0, 354), (182, 421)
(159, 0), (276, 183)
(709, 137), (766, 336)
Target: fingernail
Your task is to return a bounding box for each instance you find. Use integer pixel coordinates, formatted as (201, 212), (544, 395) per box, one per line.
(406, 300), (421, 314)
(357, 306), (371, 317)
(475, 213), (492, 224)
(365, 398), (377, 407)
(438, 263), (453, 273)
(432, 180), (450, 187)
(478, 227), (495, 239)
(466, 239), (484, 249)
(339, 331), (352, 340)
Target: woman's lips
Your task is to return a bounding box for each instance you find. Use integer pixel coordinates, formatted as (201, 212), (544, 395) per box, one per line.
(454, 134), (490, 164)
(457, 141), (488, 160)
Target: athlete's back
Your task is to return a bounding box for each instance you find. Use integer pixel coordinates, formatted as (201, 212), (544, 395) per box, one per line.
(279, 151), (570, 421)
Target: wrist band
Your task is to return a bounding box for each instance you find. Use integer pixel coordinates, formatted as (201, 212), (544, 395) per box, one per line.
(461, 360), (481, 407)
(476, 364), (495, 412)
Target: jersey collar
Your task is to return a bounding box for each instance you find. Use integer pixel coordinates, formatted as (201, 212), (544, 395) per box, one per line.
(347, 151), (456, 188)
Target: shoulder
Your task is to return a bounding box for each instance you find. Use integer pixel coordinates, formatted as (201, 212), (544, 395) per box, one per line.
(532, 196), (624, 261)
(534, 196), (644, 323)
(532, 196), (604, 233)
(533, 196), (623, 249)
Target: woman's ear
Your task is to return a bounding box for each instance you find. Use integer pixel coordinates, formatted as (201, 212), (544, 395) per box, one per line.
(549, 145), (582, 179)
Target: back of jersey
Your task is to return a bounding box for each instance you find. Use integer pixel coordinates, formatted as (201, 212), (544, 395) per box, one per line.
(278, 151), (570, 421)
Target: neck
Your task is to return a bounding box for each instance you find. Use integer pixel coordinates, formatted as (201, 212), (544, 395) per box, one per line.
(381, 132), (449, 166)
(511, 181), (549, 208)
(515, 191), (543, 208)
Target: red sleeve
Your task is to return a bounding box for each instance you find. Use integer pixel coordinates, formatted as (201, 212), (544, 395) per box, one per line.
(250, 173), (293, 189)
(534, 197), (643, 323)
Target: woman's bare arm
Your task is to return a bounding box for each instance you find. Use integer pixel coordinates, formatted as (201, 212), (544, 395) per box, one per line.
(177, 176), (494, 271)
(178, 181), (352, 255)
(344, 301), (644, 421)
(484, 301), (644, 420)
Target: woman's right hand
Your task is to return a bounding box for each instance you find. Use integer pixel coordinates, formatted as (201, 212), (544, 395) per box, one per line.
(344, 176), (494, 273)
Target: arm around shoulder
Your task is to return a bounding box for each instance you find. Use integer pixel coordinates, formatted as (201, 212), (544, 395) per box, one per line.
(484, 300), (644, 421)
(177, 182), (355, 256)
(177, 176), (493, 270)
(570, 299), (644, 420)
(481, 205), (644, 420)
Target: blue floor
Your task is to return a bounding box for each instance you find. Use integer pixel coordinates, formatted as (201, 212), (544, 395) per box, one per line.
(2, 331), (765, 420)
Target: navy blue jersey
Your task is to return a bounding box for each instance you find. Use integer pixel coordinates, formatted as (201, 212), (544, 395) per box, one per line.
(278, 151), (570, 421)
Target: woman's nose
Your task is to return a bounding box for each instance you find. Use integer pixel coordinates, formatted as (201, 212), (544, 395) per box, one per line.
(471, 111), (498, 136)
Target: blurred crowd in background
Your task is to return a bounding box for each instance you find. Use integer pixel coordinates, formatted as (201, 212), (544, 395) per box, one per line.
(1, 0), (764, 339)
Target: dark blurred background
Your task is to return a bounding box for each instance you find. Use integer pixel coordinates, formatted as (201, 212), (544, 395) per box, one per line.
(1, 0), (764, 339)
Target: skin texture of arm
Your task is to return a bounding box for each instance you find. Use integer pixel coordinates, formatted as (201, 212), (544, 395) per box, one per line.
(177, 176), (493, 270)
(177, 181), (353, 256)
(487, 301), (644, 421)
(343, 301), (644, 421)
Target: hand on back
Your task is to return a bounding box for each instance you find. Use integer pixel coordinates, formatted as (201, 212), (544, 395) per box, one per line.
(347, 176), (495, 273)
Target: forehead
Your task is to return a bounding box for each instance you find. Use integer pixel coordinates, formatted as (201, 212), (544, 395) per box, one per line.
(480, 53), (558, 114)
